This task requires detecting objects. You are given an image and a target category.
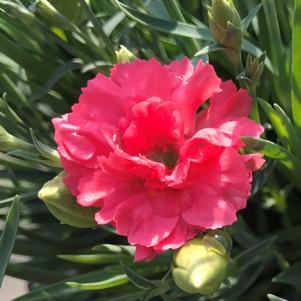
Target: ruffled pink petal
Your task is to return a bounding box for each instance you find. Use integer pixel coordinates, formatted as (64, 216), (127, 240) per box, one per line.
(114, 193), (179, 247)
(181, 149), (250, 228)
(53, 116), (112, 168)
(134, 245), (156, 261)
(243, 153), (265, 171)
(187, 127), (234, 147)
(99, 150), (167, 186)
(189, 117), (264, 148)
(95, 188), (132, 224)
(110, 59), (180, 102)
(153, 220), (197, 251)
(165, 57), (194, 81)
(60, 158), (116, 207)
(182, 185), (238, 229)
(60, 157), (88, 197)
(72, 73), (125, 128)
(76, 170), (116, 207)
(122, 97), (184, 156)
(171, 60), (221, 135)
(197, 80), (252, 129)
(215, 117), (264, 147)
(219, 149), (251, 210)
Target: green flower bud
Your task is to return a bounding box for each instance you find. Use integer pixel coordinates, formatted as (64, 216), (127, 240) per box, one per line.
(115, 46), (136, 64)
(208, 0), (242, 49)
(171, 230), (231, 295)
(0, 125), (34, 152)
(38, 172), (97, 228)
(245, 54), (264, 88)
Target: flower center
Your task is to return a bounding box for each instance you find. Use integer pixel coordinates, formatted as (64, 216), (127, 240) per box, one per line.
(149, 147), (178, 169)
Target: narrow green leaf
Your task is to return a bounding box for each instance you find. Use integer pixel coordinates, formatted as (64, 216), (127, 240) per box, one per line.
(112, 0), (273, 72)
(66, 274), (129, 290)
(194, 43), (225, 56)
(58, 253), (130, 265)
(274, 103), (301, 156)
(235, 236), (277, 268)
(241, 136), (301, 169)
(267, 294), (288, 301)
(30, 129), (60, 165)
(111, 0), (212, 40)
(291, 0), (301, 137)
(79, 0), (116, 60)
(211, 261), (266, 301)
(257, 98), (301, 155)
(262, 0), (285, 73)
(0, 152), (47, 170)
(7, 262), (67, 284)
(12, 269), (127, 301)
(241, 136), (301, 190)
(0, 196), (20, 286)
(241, 3), (262, 33)
(30, 60), (82, 102)
(92, 244), (134, 254)
(0, 191), (37, 208)
(122, 264), (156, 290)
(103, 11), (125, 36)
(92, 291), (145, 301)
(273, 261), (301, 292)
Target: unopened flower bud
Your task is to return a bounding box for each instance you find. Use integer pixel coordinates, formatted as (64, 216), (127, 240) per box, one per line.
(171, 230), (231, 295)
(0, 125), (34, 152)
(245, 54), (264, 88)
(38, 172), (97, 228)
(115, 46), (136, 64)
(208, 0), (242, 49)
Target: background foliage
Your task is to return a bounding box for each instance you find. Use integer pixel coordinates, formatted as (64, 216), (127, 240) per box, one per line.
(1, 0), (301, 300)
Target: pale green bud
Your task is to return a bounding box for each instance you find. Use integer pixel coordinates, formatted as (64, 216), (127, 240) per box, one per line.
(115, 46), (136, 64)
(38, 172), (97, 228)
(171, 230), (231, 295)
(0, 125), (34, 152)
(208, 0), (242, 49)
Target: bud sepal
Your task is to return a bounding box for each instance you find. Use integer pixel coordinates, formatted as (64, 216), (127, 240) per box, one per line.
(38, 172), (97, 228)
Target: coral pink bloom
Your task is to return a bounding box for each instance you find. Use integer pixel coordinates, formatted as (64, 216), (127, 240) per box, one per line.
(53, 58), (264, 261)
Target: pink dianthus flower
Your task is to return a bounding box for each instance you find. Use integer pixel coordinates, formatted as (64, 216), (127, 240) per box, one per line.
(53, 57), (264, 261)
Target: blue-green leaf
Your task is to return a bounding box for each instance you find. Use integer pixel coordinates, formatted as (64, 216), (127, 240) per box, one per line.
(0, 196), (20, 286)
(67, 274), (129, 290)
(111, 0), (212, 40)
(241, 3), (262, 33)
(58, 253), (130, 265)
(273, 261), (301, 292)
(194, 43), (225, 56)
(241, 136), (301, 190)
(257, 98), (301, 156)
